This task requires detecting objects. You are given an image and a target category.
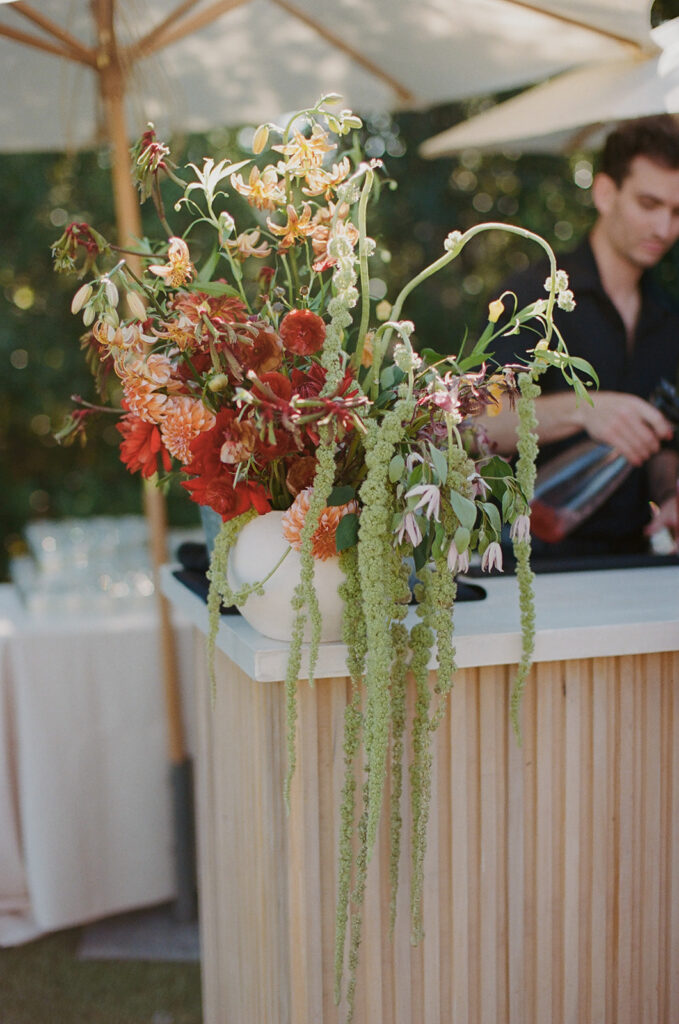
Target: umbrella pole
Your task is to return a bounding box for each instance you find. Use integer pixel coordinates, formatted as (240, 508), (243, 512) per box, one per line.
(96, 0), (196, 922)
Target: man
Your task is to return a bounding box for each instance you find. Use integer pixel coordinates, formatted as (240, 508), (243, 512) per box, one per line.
(484, 115), (679, 557)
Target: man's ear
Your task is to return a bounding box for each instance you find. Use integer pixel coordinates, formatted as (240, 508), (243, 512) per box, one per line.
(592, 172), (618, 216)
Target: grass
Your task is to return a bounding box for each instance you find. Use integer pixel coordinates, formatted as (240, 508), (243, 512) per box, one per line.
(0, 927), (202, 1024)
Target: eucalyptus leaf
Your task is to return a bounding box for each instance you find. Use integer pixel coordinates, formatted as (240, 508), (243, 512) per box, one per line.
(481, 455), (513, 480)
(481, 501), (503, 538)
(408, 463), (424, 487)
(380, 364), (405, 390)
(335, 513), (359, 552)
(428, 442), (448, 485)
(449, 490), (477, 531)
(480, 455), (513, 501)
(413, 537), (428, 572)
(502, 488), (515, 521)
(453, 525), (470, 553)
(431, 521), (446, 560)
(389, 454), (405, 483)
(328, 485), (356, 506)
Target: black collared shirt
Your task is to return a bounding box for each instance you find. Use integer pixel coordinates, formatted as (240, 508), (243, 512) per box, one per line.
(491, 238), (679, 553)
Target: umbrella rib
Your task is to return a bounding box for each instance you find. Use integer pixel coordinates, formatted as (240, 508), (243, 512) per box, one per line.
(500, 0), (652, 51)
(127, 0), (204, 57)
(126, 0), (251, 59)
(0, 21), (95, 67)
(270, 0), (414, 103)
(5, 2), (96, 66)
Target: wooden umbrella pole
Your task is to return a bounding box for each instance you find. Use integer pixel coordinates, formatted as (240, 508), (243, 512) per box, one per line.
(93, 0), (196, 920)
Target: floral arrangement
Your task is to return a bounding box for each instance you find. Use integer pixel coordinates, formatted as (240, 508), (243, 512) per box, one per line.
(53, 95), (585, 1018)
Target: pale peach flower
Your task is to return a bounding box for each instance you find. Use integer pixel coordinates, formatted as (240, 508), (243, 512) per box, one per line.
(152, 314), (198, 353)
(126, 352), (175, 387)
(226, 229), (272, 261)
(361, 332), (374, 368)
(301, 157), (352, 197)
(219, 418), (259, 464)
(93, 320), (147, 355)
(281, 488), (358, 561)
(309, 204), (359, 270)
(149, 237), (194, 288)
(120, 352), (182, 424)
(122, 374), (169, 424)
(160, 396), (216, 463)
(230, 165), (285, 211)
(309, 223), (331, 262)
(272, 126), (336, 172)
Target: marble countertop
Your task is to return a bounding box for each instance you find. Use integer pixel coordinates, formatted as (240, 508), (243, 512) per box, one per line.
(161, 563), (679, 682)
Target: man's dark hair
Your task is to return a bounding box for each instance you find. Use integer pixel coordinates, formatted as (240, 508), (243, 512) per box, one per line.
(600, 115), (679, 185)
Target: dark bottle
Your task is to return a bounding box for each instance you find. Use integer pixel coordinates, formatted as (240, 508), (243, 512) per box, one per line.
(530, 378), (679, 544)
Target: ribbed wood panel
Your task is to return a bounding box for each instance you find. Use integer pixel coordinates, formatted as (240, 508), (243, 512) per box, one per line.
(193, 638), (679, 1024)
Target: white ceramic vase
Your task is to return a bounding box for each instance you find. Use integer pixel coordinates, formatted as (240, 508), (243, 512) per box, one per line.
(225, 510), (345, 643)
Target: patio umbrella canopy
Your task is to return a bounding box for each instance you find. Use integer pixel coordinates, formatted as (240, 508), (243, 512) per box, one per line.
(0, 0), (659, 153)
(420, 12), (679, 155)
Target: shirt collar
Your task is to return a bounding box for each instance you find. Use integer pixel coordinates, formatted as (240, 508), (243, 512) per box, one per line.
(569, 234), (672, 327)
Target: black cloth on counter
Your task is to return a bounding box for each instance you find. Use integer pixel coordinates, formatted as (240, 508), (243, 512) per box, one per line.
(174, 541), (487, 607)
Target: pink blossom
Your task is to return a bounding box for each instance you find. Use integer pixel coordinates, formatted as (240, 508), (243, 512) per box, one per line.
(396, 511), (422, 548)
(481, 541), (503, 573)
(447, 541), (470, 575)
(406, 483), (441, 521)
(510, 513), (531, 543)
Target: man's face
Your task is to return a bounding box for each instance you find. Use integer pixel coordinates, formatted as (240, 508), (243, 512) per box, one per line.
(593, 154), (679, 269)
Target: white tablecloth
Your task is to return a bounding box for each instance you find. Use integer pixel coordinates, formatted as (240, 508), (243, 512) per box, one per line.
(0, 584), (196, 945)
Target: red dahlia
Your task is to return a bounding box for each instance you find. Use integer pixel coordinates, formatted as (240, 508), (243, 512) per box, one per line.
(279, 308), (326, 356)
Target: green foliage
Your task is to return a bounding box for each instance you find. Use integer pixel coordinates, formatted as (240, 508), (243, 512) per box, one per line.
(0, 149), (199, 580)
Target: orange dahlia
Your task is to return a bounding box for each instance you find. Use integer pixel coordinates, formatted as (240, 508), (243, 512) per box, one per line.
(122, 373), (168, 424)
(281, 488), (358, 561)
(160, 396), (216, 463)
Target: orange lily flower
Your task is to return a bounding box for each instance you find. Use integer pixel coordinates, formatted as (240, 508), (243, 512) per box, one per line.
(267, 203), (314, 251)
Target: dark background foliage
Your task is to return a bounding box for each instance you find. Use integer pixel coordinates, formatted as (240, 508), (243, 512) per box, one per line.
(2, 0), (679, 580)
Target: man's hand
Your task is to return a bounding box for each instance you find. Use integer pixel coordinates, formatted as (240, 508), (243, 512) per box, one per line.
(644, 493), (678, 549)
(480, 388), (674, 460)
(645, 449), (679, 549)
(579, 391), (673, 465)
